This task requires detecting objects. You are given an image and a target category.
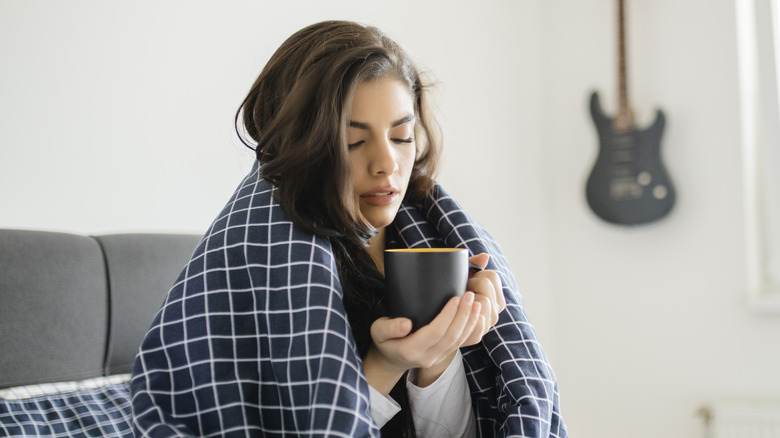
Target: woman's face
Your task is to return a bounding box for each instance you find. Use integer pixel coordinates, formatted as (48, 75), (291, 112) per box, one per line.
(347, 77), (416, 231)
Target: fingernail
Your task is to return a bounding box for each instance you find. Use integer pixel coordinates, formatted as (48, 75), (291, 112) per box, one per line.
(464, 292), (475, 304)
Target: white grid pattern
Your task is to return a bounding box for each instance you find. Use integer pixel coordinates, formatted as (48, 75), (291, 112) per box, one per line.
(130, 163), (568, 437)
(0, 381), (133, 437)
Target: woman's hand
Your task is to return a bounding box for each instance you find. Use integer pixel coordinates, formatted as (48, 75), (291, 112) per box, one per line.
(461, 253), (506, 347)
(362, 252), (505, 394)
(364, 291), (482, 395)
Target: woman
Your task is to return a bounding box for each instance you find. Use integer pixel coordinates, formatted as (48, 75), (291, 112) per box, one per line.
(131, 20), (567, 437)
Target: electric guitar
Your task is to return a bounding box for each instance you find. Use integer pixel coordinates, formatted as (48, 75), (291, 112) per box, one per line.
(586, 0), (675, 225)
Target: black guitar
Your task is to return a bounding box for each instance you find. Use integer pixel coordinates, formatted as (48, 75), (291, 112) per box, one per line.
(586, 0), (675, 225)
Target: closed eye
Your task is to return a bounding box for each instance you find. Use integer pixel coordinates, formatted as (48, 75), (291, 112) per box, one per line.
(348, 138), (412, 149)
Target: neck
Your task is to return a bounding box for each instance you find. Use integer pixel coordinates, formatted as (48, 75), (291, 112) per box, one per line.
(615, 0), (633, 132)
(365, 227), (386, 274)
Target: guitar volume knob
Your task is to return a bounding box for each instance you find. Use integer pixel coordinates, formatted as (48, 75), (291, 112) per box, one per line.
(653, 185), (668, 200)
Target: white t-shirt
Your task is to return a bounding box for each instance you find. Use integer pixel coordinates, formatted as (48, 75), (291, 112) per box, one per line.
(368, 350), (476, 437)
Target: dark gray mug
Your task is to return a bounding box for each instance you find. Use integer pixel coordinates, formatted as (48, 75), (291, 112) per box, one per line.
(384, 248), (469, 331)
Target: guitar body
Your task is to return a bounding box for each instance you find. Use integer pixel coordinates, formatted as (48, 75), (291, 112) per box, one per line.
(586, 91), (675, 225)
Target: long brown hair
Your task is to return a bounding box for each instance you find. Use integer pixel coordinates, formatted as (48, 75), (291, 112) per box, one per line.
(235, 21), (443, 436)
(236, 20), (441, 246)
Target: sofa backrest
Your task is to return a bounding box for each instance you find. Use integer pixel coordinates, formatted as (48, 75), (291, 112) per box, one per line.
(0, 229), (200, 388)
(94, 233), (202, 375)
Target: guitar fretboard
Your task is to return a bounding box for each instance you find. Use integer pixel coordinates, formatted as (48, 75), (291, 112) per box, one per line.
(615, 0), (633, 132)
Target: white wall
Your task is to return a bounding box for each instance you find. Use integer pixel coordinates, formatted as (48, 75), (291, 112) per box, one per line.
(1, 1), (778, 437)
(543, 0), (780, 437)
(0, 0), (553, 338)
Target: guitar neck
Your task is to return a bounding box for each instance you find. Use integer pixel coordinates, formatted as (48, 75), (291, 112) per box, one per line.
(615, 0), (633, 132)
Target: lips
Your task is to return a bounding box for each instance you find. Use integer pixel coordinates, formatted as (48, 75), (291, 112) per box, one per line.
(360, 186), (400, 206)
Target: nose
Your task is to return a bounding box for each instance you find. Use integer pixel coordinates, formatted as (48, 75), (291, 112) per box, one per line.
(368, 138), (399, 176)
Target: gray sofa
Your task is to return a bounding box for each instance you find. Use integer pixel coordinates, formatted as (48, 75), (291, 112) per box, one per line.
(0, 228), (200, 436)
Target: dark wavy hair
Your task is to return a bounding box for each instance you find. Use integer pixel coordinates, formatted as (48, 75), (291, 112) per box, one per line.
(235, 21), (444, 436)
(236, 20), (441, 246)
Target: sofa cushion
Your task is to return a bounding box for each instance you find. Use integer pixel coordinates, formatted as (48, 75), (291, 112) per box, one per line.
(0, 229), (108, 388)
(94, 233), (200, 375)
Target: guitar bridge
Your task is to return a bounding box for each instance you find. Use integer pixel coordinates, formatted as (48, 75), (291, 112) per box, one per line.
(609, 177), (643, 201)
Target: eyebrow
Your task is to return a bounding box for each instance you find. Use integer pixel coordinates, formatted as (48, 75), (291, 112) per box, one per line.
(349, 114), (416, 130)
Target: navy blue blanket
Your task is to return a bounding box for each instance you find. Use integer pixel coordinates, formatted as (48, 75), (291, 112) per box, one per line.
(131, 163), (567, 437)
(0, 382), (132, 437)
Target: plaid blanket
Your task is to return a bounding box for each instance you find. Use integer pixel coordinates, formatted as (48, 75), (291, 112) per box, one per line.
(131, 162), (567, 437)
(0, 380), (132, 437)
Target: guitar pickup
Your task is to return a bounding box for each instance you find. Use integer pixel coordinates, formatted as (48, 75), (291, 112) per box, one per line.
(610, 178), (643, 201)
(612, 149), (637, 163)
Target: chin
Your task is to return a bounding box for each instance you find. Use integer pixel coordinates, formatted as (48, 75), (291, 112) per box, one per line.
(367, 217), (394, 230)
(364, 212), (397, 231)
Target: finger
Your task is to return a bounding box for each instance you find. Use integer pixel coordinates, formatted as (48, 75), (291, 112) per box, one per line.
(370, 317), (413, 343)
(421, 293), (479, 366)
(410, 296), (462, 347)
(421, 292), (475, 342)
(396, 294), (477, 368)
(414, 292), (475, 360)
(469, 275), (499, 322)
(462, 312), (488, 347)
(438, 292), (477, 350)
(474, 294), (496, 327)
(468, 253), (490, 270)
(483, 269), (507, 313)
(483, 271), (504, 320)
(457, 300), (482, 346)
(478, 314), (488, 337)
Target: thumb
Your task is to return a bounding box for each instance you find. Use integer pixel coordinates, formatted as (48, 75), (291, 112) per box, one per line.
(468, 252), (490, 270)
(370, 317), (413, 343)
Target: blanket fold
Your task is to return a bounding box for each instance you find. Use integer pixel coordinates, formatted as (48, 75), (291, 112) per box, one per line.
(131, 163), (567, 437)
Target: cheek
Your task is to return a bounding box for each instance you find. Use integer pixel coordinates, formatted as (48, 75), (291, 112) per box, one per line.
(403, 147), (417, 169)
(399, 149), (416, 182)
